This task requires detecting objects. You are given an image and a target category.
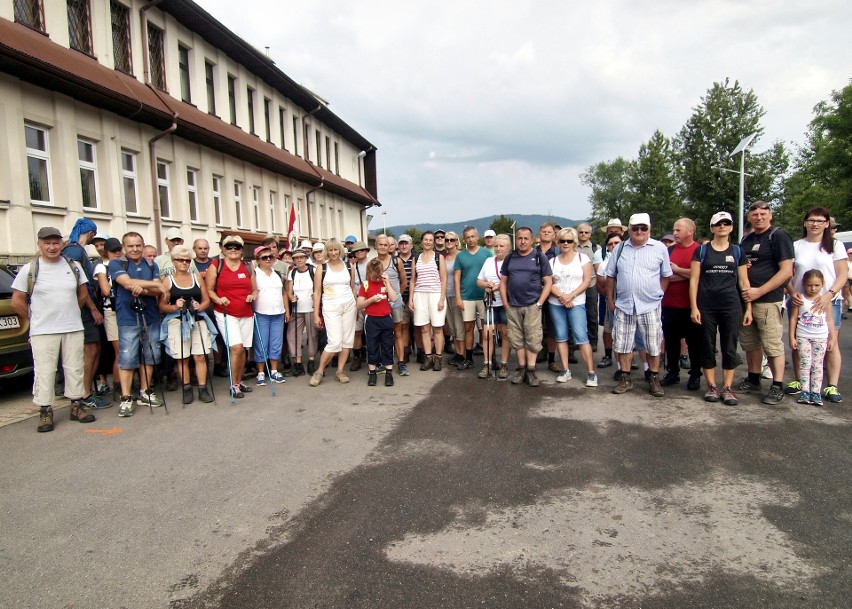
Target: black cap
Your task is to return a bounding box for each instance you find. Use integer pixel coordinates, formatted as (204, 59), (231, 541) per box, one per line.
(104, 237), (123, 253)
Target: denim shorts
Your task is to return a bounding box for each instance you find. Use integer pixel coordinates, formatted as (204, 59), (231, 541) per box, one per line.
(118, 323), (161, 369)
(548, 302), (589, 345)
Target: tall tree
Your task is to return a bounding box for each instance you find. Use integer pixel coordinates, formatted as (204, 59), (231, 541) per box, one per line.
(580, 156), (635, 230)
(780, 81), (852, 232)
(489, 214), (515, 236)
(629, 130), (683, 236)
(673, 78), (788, 227)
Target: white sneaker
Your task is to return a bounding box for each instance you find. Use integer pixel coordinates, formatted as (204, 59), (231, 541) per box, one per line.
(556, 370), (571, 383)
(761, 359), (773, 379)
(586, 372), (599, 387)
(138, 390), (162, 407)
(256, 372), (267, 386)
(118, 397), (135, 417)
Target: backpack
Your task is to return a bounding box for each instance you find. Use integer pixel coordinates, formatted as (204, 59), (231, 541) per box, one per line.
(212, 256), (254, 291)
(698, 243), (744, 266)
(25, 256), (83, 304)
(504, 248), (545, 284)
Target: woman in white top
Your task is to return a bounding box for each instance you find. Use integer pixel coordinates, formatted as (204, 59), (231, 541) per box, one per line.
(310, 239), (357, 386)
(475, 233), (512, 379)
(549, 227), (596, 386)
(786, 206), (848, 402)
(409, 231), (448, 371)
(286, 250), (319, 376)
(443, 232), (466, 365)
(253, 245), (290, 385)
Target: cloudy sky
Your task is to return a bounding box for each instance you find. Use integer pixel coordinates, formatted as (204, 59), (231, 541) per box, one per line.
(198, 0), (850, 229)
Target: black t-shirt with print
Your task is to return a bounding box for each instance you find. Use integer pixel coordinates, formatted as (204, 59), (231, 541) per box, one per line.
(693, 243), (747, 310)
(740, 227), (794, 303)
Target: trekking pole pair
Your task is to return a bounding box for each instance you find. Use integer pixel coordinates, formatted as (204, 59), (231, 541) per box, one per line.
(131, 297), (168, 414)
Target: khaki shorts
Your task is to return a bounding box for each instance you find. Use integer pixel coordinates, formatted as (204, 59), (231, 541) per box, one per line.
(444, 298), (465, 340)
(167, 317), (211, 357)
(461, 299), (485, 323)
(739, 301), (784, 357)
(392, 302), (411, 325)
(506, 304), (542, 352)
(104, 309), (119, 342)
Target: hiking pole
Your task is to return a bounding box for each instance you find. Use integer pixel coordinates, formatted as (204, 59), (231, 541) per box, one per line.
(253, 314), (276, 397)
(179, 302), (186, 408)
(223, 305), (236, 405)
(194, 305), (216, 404)
(132, 300), (153, 415)
(139, 306), (168, 415)
(484, 291), (495, 380)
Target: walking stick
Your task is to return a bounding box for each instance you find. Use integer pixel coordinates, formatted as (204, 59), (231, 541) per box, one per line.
(484, 291), (496, 379)
(133, 300), (154, 415)
(222, 305), (236, 405)
(194, 305), (217, 404)
(179, 303), (186, 408)
(139, 307), (168, 414)
(253, 313), (277, 397)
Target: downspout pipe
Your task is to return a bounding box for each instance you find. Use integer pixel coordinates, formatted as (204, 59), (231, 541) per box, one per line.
(304, 181), (324, 238)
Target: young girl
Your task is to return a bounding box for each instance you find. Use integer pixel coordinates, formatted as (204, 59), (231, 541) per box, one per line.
(357, 258), (398, 387)
(789, 269), (836, 406)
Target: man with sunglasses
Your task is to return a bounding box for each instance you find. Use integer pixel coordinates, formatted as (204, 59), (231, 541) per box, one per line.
(434, 229), (448, 256)
(605, 213), (672, 397)
(736, 201), (794, 405)
(661, 218), (704, 391)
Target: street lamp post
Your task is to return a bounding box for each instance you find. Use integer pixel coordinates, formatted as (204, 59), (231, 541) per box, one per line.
(382, 211), (387, 236)
(729, 133), (757, 241)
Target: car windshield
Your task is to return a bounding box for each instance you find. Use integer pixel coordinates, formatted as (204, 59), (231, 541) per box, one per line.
(0, 267), (15, 297)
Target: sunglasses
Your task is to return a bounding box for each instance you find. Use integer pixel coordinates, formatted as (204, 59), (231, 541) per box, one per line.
(259, 255), (275, 261)
(558, 239), (575, 244)
(173, 258), (191, 263)
(712, 220), (733, 227)
(629, 225), (649, 232)
(435, 235), (445, 238)
(224, 244), (243, 251)
(578, 231), (590, 234)
(749, 204), (770, 211)
(445, 238), (458, 243)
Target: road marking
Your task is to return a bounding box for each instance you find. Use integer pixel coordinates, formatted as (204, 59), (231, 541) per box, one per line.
(85, 428), (124, 435)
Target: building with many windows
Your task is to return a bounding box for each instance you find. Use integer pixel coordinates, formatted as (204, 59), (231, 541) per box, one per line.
(0, 0), (380, 263)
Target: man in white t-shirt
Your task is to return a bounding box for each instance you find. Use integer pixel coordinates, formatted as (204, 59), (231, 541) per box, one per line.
(11, 227), (97, 432)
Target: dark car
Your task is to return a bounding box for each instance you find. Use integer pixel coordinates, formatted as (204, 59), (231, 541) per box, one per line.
(0, 264), (33, 379)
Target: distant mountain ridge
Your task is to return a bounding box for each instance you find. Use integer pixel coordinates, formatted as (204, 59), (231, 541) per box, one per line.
(378, 214), (585, 238)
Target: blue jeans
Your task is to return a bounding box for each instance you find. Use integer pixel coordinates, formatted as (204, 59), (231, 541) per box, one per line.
(548, 302), (589, 344)
(253, 313), (284, 363)
(118, 323), (161, 369)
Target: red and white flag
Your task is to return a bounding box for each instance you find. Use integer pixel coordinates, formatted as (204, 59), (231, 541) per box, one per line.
(287, 203), (298, 251)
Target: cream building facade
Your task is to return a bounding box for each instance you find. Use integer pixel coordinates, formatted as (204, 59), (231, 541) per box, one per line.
(0, 0), (380, 264)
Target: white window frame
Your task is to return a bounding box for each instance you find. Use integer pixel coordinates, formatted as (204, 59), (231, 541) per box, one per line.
(25, 122), (52, 205)
(157, 160), (171, 219)
(212, 175), (223, 225)
(120, 149), (138, 214)
(77, 138), (99, 210)
(252, 186), (261, 230)
(234, 181), (244, 228)
(269, 190), (277, 232)
(187, 167), (198, 222)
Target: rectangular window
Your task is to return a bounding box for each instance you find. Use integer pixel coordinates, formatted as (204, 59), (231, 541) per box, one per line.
(334, 142), (340, 174)
(246, 87), (256, 134)
(212, 175), (222, 225)
(263, 98), (272, 142)
(227, 75), (237, 125)
(252, 186), (261, 229)
(25, 123), (51, 204)
(205, 61), (216, 115)
(315, 130), (322, 167)
(148, 23), (166, 90)
(278, 107), (287, 150)
(14, 0), (45, 32)
(110, 1), (132, 73)
(234, 181), (243, 227)
(157, 160), (170, 218)
(187, 168), (198, 222)
(178, 45), (191, 103)
(325, 136), (331, 171)
(77, 139), (98, 210)
(269, 191), (277, 233)
(121, 149), (138, 214)
(67, 0), (93, 55)
(292, 116), (300, 156)
(304, 122), (311, 162)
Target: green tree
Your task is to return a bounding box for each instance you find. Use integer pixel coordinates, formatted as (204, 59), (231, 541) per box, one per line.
(402, 226), (424, 252)
(489, 214), (515, 236)
(673, 78), (788, 226)
(629, 130), (683, 236)
(580, 156), (636, 230)
(780, 81), (852, 232)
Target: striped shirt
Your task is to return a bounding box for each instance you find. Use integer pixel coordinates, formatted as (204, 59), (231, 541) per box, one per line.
(605, 238), (672, 314)
(414, 252), (442, 293)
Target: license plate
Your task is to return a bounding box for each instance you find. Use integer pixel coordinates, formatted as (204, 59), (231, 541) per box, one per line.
(0, 315), (21, 329)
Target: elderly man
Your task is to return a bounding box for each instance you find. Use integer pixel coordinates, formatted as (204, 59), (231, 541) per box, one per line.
(483, 229), (497, 254)
(576, 223), (603, 353)
(396, 234), (418, 362)
(499, 227), (553, 386)
(11, 227), (97, 432)
(600, 218), (627, 238)
(735, 201), (794, 405)
(192, 239), (213, 277)
(154, 227), (185, 278)
(661, 218), (703, 390)
(605, 213), (673, 397)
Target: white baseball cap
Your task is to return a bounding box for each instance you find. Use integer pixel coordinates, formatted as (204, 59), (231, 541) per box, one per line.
(398, 234), (413, 243)
(710, 211), (733, 226)
(300, 239), (313, 250)
(628, 213), (651, 227)
(483, 229), (496, 238)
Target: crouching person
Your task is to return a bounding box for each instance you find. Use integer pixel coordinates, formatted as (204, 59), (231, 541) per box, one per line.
(357, 259), (398, 387)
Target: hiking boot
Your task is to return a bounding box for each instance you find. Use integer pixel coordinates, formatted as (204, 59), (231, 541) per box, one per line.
(118, 396), (135, 417)
(420, 356), (434, 371)
(762, 384), (785, 405)
(69, 401), (96, 423)
(660, 372), (680, 387)
(704, 385), (720, 402)
(231, 384), (244, 399)
(585, 372), (598, 387)
(367, 371), (378, 386)
(336, 370), (350, 384)
(598, 355), (613, 368)
(350, 354), (362, 372)
(613, 369), (624, 382)
(292, 363), (305, 377)
(198, 386), (214, 403)
(398, 363), (410, 376)
(478, 363), (490, 379)
(432, 355), (442, 371)
(613, 373), (633, 394)
(511, 368), (526, 385)
(309, 371), (323, 387)
(784, 380), (802, 395)
(256, 372), (267, 386)
(182, 385), (194, 405)
(823, 385), (843, 403)
(385, 370), (394, 387)
(556, 369), (571, 383)
(457, 359), (474, 370)
(525, 369), (540, 387)
(80, 393), (111, 410)
(687, 374), (702, 391)
(648, 373), (664, 397)
(735, 378), (760, 393)
(37, 407), (54, 433)
(721, 386), (739, 406)
(497, 363), (509, 379)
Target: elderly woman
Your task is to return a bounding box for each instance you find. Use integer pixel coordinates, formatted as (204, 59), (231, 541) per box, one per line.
(253, 245), (290, 386)
(409, 231), (448, 371)
(286, 249), (319, 376)
(475, 233), (512, 379)
(159, 244), (215, 404)
(443, 231), (466, 367)
(310, 238), (357, 386)
(549, 227), (597, 386)
(206, 235), (258, 400)
(785, 207), (848, 403)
